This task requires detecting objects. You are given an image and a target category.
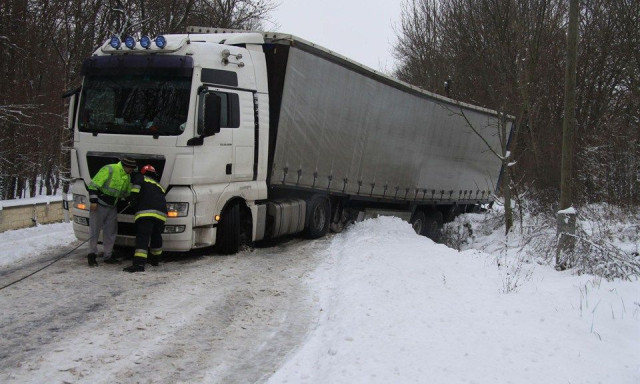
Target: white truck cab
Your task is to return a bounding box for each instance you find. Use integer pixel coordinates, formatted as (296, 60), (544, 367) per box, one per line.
(71, 31), (270, 251)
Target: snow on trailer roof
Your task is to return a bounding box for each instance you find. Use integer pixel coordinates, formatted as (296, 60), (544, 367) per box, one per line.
(186, 26), (510, 119)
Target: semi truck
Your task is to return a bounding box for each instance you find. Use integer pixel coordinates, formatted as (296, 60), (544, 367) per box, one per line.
(68, 27), (512, 254)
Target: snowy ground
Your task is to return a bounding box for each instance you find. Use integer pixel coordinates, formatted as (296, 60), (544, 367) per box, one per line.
(0, 222), (76, 269)
(0, 214), (638, 383)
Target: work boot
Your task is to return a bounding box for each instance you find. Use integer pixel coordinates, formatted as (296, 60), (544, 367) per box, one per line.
(123, 264), (145, 273)
(148, 254), (159, 267)
(103, 255), (120, 264)
(87, 253), (98, 267)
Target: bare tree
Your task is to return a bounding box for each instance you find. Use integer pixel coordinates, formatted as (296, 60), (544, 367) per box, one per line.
(393, 0), (637, 211)
(575, 0), (639, 207)
(394, 0), (569, 232)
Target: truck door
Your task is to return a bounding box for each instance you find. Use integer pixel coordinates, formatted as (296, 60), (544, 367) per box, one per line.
(230, 90), (255, 181)
(192, 87), (232, 185)
(192, 87), (255, 183)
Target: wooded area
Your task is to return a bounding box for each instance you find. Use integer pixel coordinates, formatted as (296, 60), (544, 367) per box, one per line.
(1, 0), (638, 210)
(0, 0), (276, 199)
(394, 0), (639, 209)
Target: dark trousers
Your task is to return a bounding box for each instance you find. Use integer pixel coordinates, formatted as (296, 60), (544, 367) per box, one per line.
(133, 217), (165, 266)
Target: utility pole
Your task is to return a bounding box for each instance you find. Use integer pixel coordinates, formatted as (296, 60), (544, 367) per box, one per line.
(557, 0), (579, 268)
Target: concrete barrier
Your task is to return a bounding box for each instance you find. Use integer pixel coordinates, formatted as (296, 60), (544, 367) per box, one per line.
(0, 195), (71, 233)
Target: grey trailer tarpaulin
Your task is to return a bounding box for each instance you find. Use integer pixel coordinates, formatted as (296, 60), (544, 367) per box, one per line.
(270, 44), (511, 203)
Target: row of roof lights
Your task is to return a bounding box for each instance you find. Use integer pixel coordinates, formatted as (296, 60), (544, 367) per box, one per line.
(109, 35), (167, 50)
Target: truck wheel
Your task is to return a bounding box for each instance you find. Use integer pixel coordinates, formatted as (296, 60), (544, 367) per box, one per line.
(217, 202), (240, 254)
(424, 211), (444, 242)
(306, 196), (330, 238)
(410, 211), (427, 236)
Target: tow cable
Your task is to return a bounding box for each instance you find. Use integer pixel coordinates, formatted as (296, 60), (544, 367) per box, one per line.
(0, 238), (92, 290)
(0, 204), (131, 291)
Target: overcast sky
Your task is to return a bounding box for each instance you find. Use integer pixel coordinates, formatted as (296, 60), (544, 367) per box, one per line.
(267, 0), (404, 73)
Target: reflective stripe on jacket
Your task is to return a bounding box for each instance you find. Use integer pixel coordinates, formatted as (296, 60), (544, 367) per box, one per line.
(130, 174), (168, 222)
(88, 162), (131, 206)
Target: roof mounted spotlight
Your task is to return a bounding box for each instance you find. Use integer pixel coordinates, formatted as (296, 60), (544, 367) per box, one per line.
(109, 36), (121, 49)
(155, 35), (167, 49)
(124, 36), (136, 49)
(140, 35), (151, 49)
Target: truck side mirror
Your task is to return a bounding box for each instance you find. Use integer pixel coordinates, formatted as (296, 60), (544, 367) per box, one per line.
(201, 92), (221, 138)
(190, 92), (222, 146)
(67, 93), (77, 131)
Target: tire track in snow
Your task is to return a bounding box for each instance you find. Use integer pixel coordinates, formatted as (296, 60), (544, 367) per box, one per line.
(0, 236), (330, 383)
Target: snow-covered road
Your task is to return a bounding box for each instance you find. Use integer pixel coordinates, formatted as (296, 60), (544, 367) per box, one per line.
(1, 236), (328, 383)
(1, 216), (638, 384)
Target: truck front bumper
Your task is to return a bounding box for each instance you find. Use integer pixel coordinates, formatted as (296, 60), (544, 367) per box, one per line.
(71, 181), (198, 252)
(72, 208), (195, 252)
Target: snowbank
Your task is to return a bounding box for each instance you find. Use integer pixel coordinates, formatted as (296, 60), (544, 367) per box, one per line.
(0, 222), (76, 268)
(268, 217), (640, 384)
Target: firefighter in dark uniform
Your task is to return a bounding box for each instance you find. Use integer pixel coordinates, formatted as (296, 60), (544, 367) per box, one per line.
(123, 165), (167, 273)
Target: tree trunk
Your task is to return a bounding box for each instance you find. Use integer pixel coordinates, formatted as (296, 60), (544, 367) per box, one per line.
(557, 0), (579, 267)
(559, 0), (579, 211)
(45, 166), (54, 195)
(500, 112), (513, 234)
(502, 162), (513, 234)
(29, 174), (37, 197)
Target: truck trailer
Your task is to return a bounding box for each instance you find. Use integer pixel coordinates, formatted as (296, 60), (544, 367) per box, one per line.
(68, 27), (512, 254)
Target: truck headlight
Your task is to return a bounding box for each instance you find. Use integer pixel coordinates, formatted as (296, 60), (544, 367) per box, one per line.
(167, 202), (188, 217)
(73, 194), (88, 210)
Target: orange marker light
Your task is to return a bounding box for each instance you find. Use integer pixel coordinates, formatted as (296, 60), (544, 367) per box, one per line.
(76, 203), (86, 210)
(168, 211), (179, 218)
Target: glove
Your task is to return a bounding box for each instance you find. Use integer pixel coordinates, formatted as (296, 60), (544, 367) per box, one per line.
(88, 253), (98, 267)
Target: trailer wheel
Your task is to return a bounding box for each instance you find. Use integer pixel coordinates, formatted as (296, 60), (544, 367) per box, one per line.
(329, 201), (348, 233)
(216, 202), (241, 254)
(424, 211), (444, 242)
(410, 211), (427, 236)
(306, 196), (330, 239)
(443, 205), (459, 223)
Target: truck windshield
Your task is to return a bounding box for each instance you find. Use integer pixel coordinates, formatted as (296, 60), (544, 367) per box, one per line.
(78, 75), (191, 136)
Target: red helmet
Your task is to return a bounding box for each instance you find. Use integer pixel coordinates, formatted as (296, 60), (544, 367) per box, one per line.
(140, 164), (156, 175)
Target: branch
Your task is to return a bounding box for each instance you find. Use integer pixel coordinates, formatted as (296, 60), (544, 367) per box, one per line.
(0, 104), (42, 125)
(441, 102), (506, 161)
(563, 231), (640, 280)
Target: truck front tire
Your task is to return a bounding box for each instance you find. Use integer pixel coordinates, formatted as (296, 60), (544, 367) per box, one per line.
(216, 202), (240, 254)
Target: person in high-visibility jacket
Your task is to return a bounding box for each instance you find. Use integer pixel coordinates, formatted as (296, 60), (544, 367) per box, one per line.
(123, 164), (167, 273)
(87, 157), (136, 266)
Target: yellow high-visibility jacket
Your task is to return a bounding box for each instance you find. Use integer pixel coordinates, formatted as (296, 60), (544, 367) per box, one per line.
(88, 162), (131, 206)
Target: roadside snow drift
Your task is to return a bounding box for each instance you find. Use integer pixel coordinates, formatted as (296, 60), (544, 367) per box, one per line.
(267, 216), (639, 384)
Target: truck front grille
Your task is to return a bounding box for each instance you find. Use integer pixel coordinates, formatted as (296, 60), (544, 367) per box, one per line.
(116, 222), (137, 237)
(86, 152), (166, 179)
